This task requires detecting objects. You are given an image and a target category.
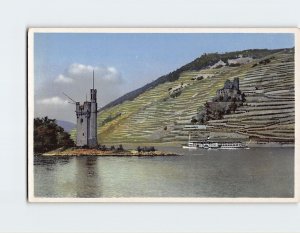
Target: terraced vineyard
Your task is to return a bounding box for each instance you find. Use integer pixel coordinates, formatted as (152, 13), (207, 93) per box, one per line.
(88, 49), (294, 145)
(207, 51), (294, 143)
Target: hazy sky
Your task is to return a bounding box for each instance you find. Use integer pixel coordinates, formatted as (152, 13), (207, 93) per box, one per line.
(34, 33), (294, 123)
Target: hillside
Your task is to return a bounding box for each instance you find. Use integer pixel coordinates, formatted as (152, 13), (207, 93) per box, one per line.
(100, 49), (281, 110)
(72, 48), (294, 145)
(56, 120), (76, 133)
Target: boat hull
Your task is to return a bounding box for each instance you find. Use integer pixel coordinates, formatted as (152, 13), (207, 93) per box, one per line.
(182, 146), (198, 149)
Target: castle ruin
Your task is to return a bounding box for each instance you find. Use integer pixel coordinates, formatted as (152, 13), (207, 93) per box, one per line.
(216, 77), (240, 97)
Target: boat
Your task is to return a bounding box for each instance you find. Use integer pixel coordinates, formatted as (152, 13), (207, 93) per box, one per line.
(182, 135), (248, 150)
(182, 135), (198, 149)
(182, 143), (198, 149)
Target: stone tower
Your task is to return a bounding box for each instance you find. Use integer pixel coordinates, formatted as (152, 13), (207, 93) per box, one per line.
(75, 71), (98, 148)
(233, 77), (239, 90)
(89, 74), (98, 147)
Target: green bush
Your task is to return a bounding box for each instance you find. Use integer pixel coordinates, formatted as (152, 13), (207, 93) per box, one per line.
(34, 117), (74, 153)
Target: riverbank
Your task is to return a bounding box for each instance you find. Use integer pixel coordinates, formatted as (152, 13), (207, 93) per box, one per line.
(40, 147), (180, 157)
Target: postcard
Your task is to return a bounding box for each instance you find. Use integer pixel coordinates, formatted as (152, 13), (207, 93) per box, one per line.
(28, 28), (299, 202)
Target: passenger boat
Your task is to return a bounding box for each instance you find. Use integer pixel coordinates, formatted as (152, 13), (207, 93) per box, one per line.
(182, 135), (248, 150)
(182, 142), (198, 149)
(182, 135), (198, 149)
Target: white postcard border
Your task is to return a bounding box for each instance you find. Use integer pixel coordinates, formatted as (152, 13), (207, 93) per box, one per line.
(28, 27), (299, 203)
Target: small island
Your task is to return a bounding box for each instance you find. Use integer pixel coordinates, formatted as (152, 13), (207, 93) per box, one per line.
(41, 147), (179, 157)
(34, 108), (180, 157)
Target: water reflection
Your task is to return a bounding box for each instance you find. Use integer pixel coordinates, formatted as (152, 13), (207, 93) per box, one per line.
(34, 155), (71, 171)
(34, 155), (71, 166)
(34, 147), (294, 198)
(75, 157), (102, 197)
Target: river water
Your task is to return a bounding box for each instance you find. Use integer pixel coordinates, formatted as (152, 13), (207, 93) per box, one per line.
(34, 147), (294, 198)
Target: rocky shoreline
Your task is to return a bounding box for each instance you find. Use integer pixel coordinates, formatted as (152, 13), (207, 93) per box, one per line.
(40, 147), (180, 157)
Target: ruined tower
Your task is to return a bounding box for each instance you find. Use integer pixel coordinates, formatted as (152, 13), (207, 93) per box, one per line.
(233, 77), (239, 90)
(75, 71), (98, 148)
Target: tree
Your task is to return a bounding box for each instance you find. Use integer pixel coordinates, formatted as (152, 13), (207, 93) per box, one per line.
(241, 93), (246, 102)
(229, 102), (237, 112)
(34, 117), (74, 153)
(118, 144), (124, 151)
(191, 118), (198, 124)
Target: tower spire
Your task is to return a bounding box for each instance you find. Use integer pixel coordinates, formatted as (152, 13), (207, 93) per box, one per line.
(93, 69), (94, 89)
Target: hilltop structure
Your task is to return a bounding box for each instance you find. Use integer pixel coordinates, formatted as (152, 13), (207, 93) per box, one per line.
(75, 71), (98, 148)
(210, 59), (226, 69)
(216, 77), (240, 98)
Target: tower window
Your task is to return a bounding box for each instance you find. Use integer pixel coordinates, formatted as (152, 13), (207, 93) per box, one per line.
(83, 133), (84, 136)
(81, 118), (83, 123)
